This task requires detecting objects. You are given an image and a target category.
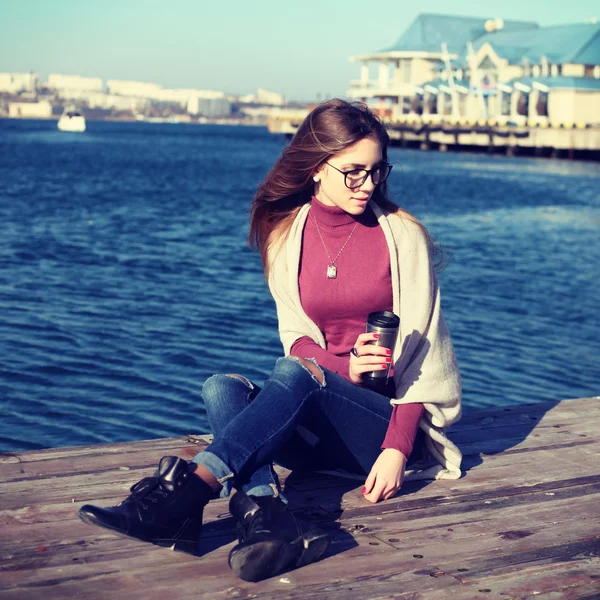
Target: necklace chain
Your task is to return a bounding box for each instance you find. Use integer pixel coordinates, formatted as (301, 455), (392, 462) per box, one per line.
(311, 214), (360, 279)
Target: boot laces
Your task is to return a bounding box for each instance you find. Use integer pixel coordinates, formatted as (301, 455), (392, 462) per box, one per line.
(125, 476), (171, 510)
(239, 507), (270, 539)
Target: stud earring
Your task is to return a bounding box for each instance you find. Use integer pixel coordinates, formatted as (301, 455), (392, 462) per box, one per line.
(313, 176), (320, 182)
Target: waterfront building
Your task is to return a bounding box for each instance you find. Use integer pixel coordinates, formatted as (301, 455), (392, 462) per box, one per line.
(106, 80), (163, 99)
(187, 92), (231, 117)
(1, 72), (234, 121)
(348, 13), (600, 127)
(0, 72), (38, 94)
(151, 88), (228, 113)
(255, 88), (286, 106)
(239, 88), (286, 106)
(8, 101), (52, 118)
(47, 74), (103, 93)
(267, 14), (599, 156)
(88, 93), (148, 111)
(105, 80), (231, 116)
(151, 88), (199, 103)
(43, 88), (147, 111)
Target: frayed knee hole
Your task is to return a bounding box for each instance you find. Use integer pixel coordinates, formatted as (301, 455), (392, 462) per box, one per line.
(289, 357), (325, 386)
(223, 374), (253, 388)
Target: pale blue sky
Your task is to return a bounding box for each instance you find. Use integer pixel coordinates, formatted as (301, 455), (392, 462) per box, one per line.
(1, 0), (598, 101)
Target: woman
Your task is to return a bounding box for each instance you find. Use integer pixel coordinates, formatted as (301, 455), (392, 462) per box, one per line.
(79, 99), (462, 582)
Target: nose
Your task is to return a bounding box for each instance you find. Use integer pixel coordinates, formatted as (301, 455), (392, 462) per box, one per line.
(357, 175), (376, 193)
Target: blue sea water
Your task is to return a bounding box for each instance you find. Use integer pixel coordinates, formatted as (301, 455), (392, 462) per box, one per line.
(0, 119), (599, 452)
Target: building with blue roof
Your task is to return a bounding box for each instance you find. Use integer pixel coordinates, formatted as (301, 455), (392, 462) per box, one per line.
(348, 13), (600, 126)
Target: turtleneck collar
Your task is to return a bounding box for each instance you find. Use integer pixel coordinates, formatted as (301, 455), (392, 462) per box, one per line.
(309, 195), (361, 230)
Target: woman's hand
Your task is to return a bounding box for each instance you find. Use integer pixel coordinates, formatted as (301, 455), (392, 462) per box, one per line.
(363, 448), (406, 503)
(348, 332), (392, 384)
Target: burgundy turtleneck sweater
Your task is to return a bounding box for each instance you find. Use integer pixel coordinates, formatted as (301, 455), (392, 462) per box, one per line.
(290, 196), (424, 460)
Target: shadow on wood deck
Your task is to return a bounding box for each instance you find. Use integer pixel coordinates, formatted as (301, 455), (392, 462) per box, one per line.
(1, 397), (599, 599)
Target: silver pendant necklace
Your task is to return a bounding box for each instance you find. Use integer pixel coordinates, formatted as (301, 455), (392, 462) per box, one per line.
(311, 214), (360, 279)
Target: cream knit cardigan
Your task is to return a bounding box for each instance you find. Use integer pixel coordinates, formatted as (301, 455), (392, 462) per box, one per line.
(267, 201), (463, 480)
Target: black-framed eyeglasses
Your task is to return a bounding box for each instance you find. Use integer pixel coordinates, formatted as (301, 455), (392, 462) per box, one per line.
(325, 162), (393, 190)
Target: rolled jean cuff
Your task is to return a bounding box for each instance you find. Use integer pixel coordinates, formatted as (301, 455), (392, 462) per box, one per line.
(243, 483), (287, 504)
(192, 450), (235, 499)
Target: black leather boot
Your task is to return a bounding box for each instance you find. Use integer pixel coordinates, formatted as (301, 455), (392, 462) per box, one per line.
(228, 491), (330, 582)
(79, 456), (214, 553)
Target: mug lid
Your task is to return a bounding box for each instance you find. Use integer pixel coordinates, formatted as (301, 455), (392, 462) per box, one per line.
(367, 311), (400, 328)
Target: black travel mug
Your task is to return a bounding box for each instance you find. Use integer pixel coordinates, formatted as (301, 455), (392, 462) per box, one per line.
(362, 311), (400, 392)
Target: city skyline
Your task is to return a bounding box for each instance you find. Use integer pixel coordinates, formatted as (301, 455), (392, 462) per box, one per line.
(1, 0), (598, 102)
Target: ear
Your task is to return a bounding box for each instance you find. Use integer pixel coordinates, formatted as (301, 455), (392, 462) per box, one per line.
(312, 163), (326, 182)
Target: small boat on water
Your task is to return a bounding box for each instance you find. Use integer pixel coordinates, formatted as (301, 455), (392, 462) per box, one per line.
(57, 106), (86, 132)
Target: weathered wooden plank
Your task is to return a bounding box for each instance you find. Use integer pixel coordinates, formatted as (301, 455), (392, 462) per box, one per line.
(0, 536), (455, 600)
(455, 424), (599, 456)
(0, 523), (396, 596)
(215, 555), (600, 600)
(449, 415), (600, 444)
(0, 463), (293, 511)
(0, 501), (236, 546)
(361, 494), (600, 550)
(258, 537), (600, 599)
(1, 521), (598, 600)
(432, 559), (600, 600)
(338, 477), (600, 523)
(451, 407), (600, 437)
(439, 444), (600, 490)
(456, 397), (598, 423)
(299, 440), (600, 499)
(284, 437), (600, 497)
(0, 439), (208, 482)
(374, 509), (600, 564)
(0, 436), (207, 464)
(0, 523), (395, 587)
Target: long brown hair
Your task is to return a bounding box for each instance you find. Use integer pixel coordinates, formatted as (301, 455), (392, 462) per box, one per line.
(249, 99), (433, 275)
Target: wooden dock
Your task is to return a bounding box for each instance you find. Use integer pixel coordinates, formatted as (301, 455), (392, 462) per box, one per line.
(1, 397), (599, 599)
(266, 112), (600, 159)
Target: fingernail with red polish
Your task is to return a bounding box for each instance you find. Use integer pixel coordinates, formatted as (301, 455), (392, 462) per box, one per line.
(382, 364), (388, 368)
(386, 349), (392, 355)
(362, 487), (366, 494)
(373, 333), (380, 339)
(386, 357), (391, 363)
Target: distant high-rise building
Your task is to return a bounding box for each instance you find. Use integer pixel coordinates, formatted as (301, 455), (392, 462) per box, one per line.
(256, 88), (286, 106)
(239, 89), (286, 106)
(0, 73), (38, 94)
(47, 74), (103, 93)
(106, 80), (163, 98)
(187, 92), (231, 117)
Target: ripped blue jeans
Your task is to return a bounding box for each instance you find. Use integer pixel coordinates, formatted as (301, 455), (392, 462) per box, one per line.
(193, 356), (393, 499)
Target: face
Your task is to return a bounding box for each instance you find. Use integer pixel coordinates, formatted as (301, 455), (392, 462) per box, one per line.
(313, 136), (384, 216)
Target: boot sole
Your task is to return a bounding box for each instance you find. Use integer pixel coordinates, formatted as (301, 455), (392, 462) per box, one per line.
(296, 529), (330, 568)
(229, 530), (330, 582)
(78, 510), (201, 554)
(229, 538), (298, 582)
